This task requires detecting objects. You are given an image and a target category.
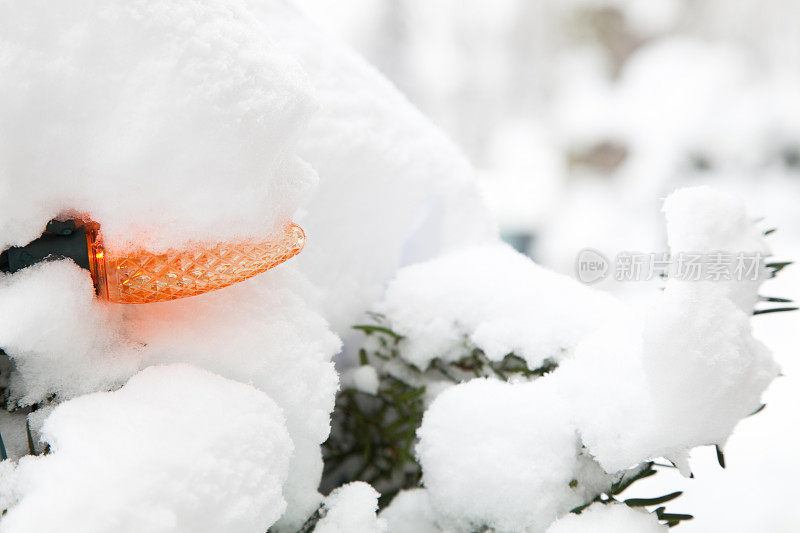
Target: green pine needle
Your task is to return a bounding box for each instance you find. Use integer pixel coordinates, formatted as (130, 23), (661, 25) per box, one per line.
(25, 419), (37, 456)
(625, 491), (683, 507)
(0, 429), (7, 461)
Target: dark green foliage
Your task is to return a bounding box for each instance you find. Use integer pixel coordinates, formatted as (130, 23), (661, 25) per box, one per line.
(322, 374), (426, 507)
(321, 300), (784, 529)
(323, 318), (425, 505)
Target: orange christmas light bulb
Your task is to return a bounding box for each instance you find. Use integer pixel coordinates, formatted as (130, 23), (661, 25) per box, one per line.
(87, 223), (305, 304)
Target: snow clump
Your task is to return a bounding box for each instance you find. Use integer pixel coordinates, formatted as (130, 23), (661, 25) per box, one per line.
(563, 186), (778, 472)
(0, 261), (140, 405)
(1, 364), (293, 533)
(0, 260), (340, 529)
(343, 365), (380, 395)
(417, 378), (612, 532)
(545, 503), (667, 533)
(378, 243), (621, 369)
(315, 481), (387, 533)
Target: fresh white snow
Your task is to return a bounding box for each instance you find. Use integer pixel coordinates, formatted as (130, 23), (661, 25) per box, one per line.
(545, 503), (667, 533)
(0, 0), (790, 531)
(417, 378), (612, 533)
(380, 489), (440, 533)
(315, 482), (387, 533)
(0, 1), (496, 530)
(1, 364), (293, 533)
(415, 187), (777, 530)
(378, 243), (621, 369)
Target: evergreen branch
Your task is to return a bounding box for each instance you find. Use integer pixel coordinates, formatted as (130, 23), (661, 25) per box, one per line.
(325, 317), (560, 509)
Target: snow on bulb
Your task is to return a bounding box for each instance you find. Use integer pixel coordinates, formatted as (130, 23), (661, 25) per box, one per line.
(87, 223), (306, 303)
(0, 219), (305, 304)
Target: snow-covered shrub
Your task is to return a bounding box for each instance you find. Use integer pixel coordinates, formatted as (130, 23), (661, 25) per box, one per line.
(328, 186), (783, 531)
(0, 0), (790, 531)
(323, 245), (618, 502)
(374, 244), (620, 369)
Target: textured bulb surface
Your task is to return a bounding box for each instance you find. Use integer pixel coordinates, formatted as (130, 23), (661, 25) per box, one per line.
(90, 223), (305, 304)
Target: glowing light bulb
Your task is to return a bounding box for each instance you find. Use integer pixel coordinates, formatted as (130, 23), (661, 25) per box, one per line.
(87, 223), (305, 304)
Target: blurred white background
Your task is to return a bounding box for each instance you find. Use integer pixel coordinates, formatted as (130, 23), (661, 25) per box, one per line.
(294, 1), (800, 531)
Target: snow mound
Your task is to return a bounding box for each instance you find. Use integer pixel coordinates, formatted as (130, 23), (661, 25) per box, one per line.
(417, 378), (611, 533)
(0, 260), (139, 404)
(564, 186), (778, 472)
(545, 503), (667, 533)
(124, 268), (341, 530)
(378, 243), (620, 369)
(662, 185), (770, 311)
(315, 482), (387, 533)
(0, 260), (340, 528)
(0, 0), (316, 253)
(1, 364), (293, 533)
(0, 460), (16, 513)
